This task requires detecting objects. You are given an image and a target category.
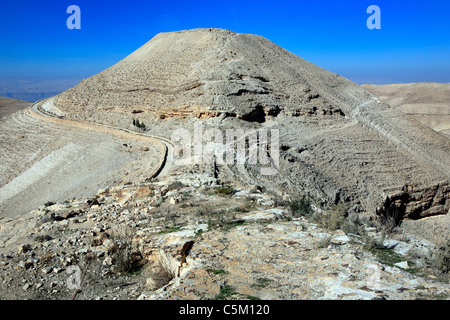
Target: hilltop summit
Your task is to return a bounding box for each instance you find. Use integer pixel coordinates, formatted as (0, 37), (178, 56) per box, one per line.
(55, 28), (360, 120)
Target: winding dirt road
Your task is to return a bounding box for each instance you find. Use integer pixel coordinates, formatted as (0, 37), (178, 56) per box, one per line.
(0, 97), (175, 217)
(30, 97), (175, 179)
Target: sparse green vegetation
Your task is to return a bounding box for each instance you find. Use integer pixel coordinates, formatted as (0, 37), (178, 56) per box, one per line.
(339, 212), (386, 249)
(213, 284), (238, 300)
(364, 247), (422, 277)
(366, 247), (401, 266)
(207, 268), (227, 275)
(251, 277), (273, 288)
(314, 202), (351, 231)
(157, 226), (181, 234)
(181, 191), (192, 200)
(34, 234), (53, 243)
(167, 181), (186, 191)
(196, 208), (213, 217)
(111, 229), (146, 275)
(415, 292), (448, 300)
(194, 228), (204, 237)
(341, 212), (364, 235)
(214, 186), (236, 196)
(377, 204), (404, 236)
(132, 118), (146, 130)
(221, 219), (245, 231)
(315, 236), (332, 249)
(415, 285), (426, 290)
(149, 259), (176, 290)
(196, 207), (244, 231)
(432, 240), (450, 273)
(288, 194), (313, 218)
(233, 201), (254, 213)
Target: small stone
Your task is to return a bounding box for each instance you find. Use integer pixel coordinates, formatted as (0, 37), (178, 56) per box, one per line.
(394, 261), (409, 269)
(103, 257), (113, 266)
(102, 239), (117, 252)
(383, 239), (399, 249)
(330, 235), (351, 245)
(145, 278), (157, 290)
(18, 259), (34, 270)
(18, 244), (32, 253)
(371, 295), (387, 300)
(59, 220), (69, 227)
(53, 267), (64, 274)
(42, 266), (53, 274)
(93, 225), (104, 233)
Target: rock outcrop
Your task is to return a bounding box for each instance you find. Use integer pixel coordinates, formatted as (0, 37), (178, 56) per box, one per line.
(0, 170), (448, 300)
(377, 182), (450, 221)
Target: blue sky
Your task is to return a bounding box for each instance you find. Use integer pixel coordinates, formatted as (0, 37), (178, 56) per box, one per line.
(0, 0), (449, 84)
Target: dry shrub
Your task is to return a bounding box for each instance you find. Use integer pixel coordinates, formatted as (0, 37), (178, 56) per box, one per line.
(315, 202), (350, 231)
(110, 228), (146, 275)
(433, 240), (450, 273)
(145, 253), (177, 290)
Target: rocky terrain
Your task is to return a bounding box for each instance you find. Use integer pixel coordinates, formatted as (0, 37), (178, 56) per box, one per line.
(0, 29), (448, 300)
(53, 28), (449, 242)
(0, 168), (448, 300)
(362, 83), (450, 137)
(0, 104), (163, 218)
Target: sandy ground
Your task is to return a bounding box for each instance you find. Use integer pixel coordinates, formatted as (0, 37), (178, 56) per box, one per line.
(361, 83), (450, 137)
(1, 29), (448, 247)
(0, 97), (32, 118)
(0, 102), (163, 218)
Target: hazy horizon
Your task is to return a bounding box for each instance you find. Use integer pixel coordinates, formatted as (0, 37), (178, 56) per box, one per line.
(2, 76), (450, 103)
(1, 0), (449, 101)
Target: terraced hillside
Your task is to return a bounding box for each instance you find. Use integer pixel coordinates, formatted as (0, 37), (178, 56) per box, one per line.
(0, 104), (163, 217)
(51, 29), (449, 225)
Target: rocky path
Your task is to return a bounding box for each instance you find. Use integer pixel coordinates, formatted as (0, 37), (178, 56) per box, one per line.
(32, 98), (174, 179)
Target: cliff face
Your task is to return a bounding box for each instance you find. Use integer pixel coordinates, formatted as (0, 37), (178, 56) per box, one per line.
(377, 182), (449, 220)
